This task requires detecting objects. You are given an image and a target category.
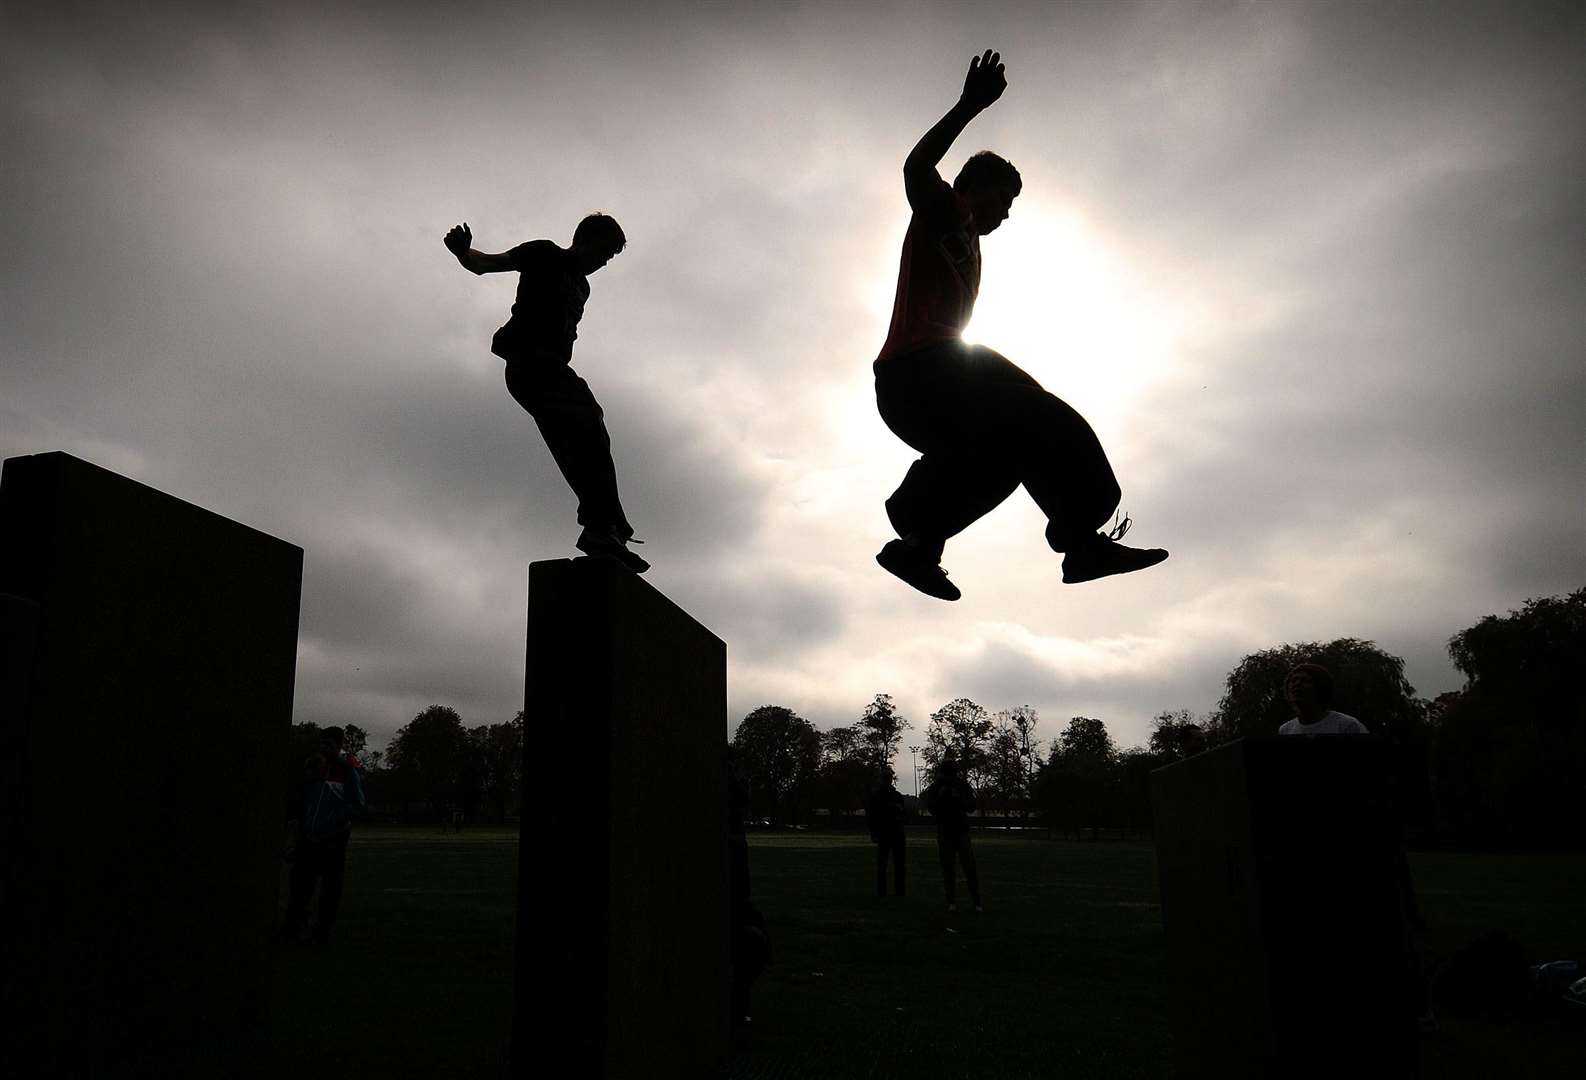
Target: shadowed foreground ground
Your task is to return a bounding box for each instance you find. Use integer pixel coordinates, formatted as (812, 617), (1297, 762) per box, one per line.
(273, 828), (1585, 1078)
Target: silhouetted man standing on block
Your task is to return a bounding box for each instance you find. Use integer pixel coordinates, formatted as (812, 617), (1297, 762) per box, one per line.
(865, 767), (908, 897)
(444, 214), (648, 572)
(872, 50), (1168, 600)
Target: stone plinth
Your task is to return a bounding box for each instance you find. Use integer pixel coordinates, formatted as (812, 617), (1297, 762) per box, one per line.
(0, 452), (302, 1075)
(513, 557), (728, 1080)
(1150, 737), (1416, 1079)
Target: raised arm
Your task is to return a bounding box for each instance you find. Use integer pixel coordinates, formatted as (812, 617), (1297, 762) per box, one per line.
(443, 222), (518, 275)
(903, 49), (1007, 210)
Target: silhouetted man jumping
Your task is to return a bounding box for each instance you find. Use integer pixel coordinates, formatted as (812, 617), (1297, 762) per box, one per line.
(444, 214), (647, 572)
(873, 50), (1168, 600)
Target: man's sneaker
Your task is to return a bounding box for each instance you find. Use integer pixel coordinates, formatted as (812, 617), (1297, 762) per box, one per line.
(576, 526), (650, 573)
(1061, 514), (1168, 584)
(876, 539), (961, 601)
(947, 902), (957, 913)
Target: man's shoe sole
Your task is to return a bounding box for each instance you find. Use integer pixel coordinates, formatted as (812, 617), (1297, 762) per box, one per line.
(876, 540), (961, 601)
(1062, 547), (1169, 584)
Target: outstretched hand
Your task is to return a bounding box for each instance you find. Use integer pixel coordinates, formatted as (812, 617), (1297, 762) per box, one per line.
(959, 49), (1007, 113)
(443, 222), (472, 256)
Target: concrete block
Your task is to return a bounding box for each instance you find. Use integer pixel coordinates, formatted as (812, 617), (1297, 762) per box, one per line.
(0, 451), (302, 1075)
(514, 557), (728, 1079)
(1151, 737), (1416, 1078)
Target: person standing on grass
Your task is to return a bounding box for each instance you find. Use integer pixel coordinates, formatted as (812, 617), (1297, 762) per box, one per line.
(1278, 662), (1369, 736)
(924, 756), (981, 912)
(727, 748), (771, 1028)
(443, 213), (648, 573)
(280, 726), (366, 946)
(865, 766), (909, 897)
(871, 49), (1167, 601)
(1278, 660), (1435, 1030)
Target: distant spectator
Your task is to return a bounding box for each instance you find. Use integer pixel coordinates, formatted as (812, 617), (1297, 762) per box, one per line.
(1279, 662), (1432, 1028)
(1278, 662), (1368, 736)
(923, 757), (981, 912)
(280, 726), (365, 945)
(865, 767), (909, 897)
(727, 748), (770, 1028)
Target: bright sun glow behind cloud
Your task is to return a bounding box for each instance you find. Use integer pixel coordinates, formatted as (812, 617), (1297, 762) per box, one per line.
(964, 201), (1184, 433)
(844, 201), (1187, 469)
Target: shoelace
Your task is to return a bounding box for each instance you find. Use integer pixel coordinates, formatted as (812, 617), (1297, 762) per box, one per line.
(1106, 512), (1132, 542)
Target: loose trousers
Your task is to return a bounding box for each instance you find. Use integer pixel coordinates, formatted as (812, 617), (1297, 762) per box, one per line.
(875, 341), (1121, 556)
(875, 833), (907, 896)
(282, 832), (350, 941)
(935, 828), (980, 905)
(504, 359), (633, 538)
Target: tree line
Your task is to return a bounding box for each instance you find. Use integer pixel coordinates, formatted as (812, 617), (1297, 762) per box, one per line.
(729, 587), (1586, 849)
(288, 706), (524, 824)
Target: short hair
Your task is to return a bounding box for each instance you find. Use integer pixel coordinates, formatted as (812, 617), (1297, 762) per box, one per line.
(1287, 663), (1335, 707)
(573, 212), (626, 254)
(954, 151), (1022, 196)
(319, 726), (346, 748)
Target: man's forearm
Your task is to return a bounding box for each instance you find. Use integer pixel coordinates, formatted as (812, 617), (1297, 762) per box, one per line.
(905, 99), (980, 175)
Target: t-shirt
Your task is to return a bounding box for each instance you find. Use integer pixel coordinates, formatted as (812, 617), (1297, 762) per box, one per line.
(875, 178), (980, 364)
(490, 239), (590, 364)
(1278, 710), (1369, 736)
(865, 785), (907, 837)
(925, 775), (976, 832)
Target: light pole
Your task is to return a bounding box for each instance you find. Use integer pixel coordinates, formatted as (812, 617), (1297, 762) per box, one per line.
(908, 745), (922, 798)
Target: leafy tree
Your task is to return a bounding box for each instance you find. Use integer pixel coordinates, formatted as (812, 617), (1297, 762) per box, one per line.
(387, 705), (468, 821)
(1213, 638), (1421, 740)
(343, 724), (370, 760)
(815, 725), (874, 817)
(463, 713), (524, 823)
(730, 705), (822, 822)
(820, 725), (866, 766)
(1115, 746), (1163, 835)
(1448, 587), (1586, 695)
(1148, 709), (1207, 762)
(857, 694), (910, 769)
(1055, 716), (1115, 764)
(984, 707), (1040, 819)
(1035, 717), (1118, 839)
(924, 698), (994, 790)
(1430, 587), (1586, 846)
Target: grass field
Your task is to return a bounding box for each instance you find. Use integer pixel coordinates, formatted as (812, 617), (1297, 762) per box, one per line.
(274, 828), (1585, 1078)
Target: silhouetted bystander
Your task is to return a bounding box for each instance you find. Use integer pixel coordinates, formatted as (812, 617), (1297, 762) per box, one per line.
(727, 748), (770, 1028)
(924, 757), (980, 912)
(1278, 661), (1433, 1030)
(865, 767), (908, 896)
(280, 726), (365, 945)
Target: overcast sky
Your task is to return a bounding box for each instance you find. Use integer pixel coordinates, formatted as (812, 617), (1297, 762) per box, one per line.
(4, 1), (1583, 756)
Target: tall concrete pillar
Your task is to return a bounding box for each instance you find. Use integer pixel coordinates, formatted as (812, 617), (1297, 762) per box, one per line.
(1151, 737), (1417, 1079)
(0, 451), (302, 1075)
(513, 557), (729, 1079)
